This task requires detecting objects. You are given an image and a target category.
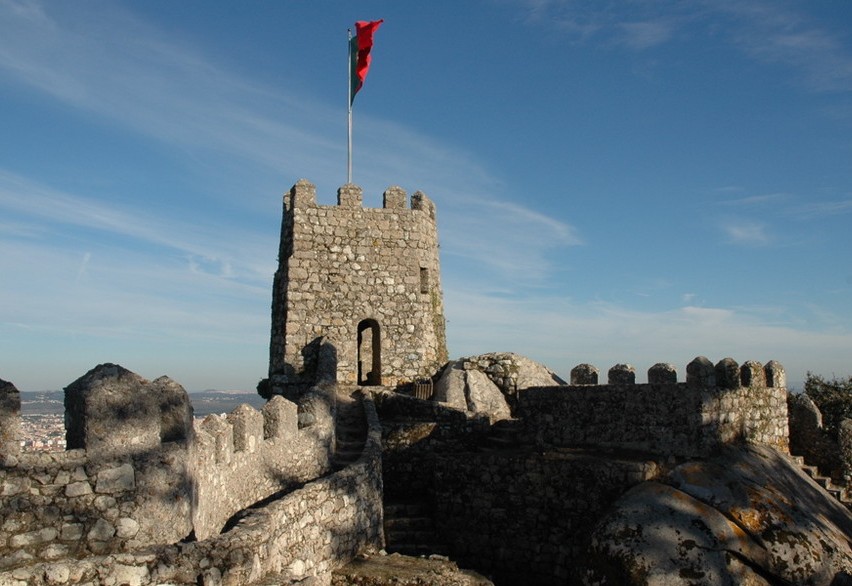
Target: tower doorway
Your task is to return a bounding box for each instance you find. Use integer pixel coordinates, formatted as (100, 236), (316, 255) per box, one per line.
(357, 319), (382, 386)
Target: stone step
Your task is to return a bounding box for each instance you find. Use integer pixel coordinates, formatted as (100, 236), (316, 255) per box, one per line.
(385, 543), (449, 557)
(336, 437), (365, 448)
(384, 501), (430, 518)
(384, 516), (435, 531)
(330, 390), (367, 472)
(382, 498), (445, 559)
(794, 458), (852, 508)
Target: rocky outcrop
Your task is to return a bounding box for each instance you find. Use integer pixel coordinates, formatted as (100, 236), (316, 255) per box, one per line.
(433, 353), (565, 420)
(583, 445), (852, 585)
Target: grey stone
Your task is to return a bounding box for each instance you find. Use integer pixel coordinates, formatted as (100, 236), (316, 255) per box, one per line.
(571, 364), (599, 385)
(464, 370), (511, 421)
(87, 518), (115, 542)
(584, 445), (852, 585)
(433, 362), (467, 409)
(96, 463), (135, 494)
(65, 480), (92, 497)
(115, 517), (140, 539)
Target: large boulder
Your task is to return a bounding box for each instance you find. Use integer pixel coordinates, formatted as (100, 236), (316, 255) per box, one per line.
(583, 445), (852, 585)
(433, 353), (565, 420)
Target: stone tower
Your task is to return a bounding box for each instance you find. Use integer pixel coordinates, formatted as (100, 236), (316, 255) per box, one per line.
(269, 179), (448, 393)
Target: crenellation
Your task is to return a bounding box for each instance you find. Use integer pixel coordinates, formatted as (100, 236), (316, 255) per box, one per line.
(741, 360), (766, 387)
(765, 360), (786, 388)
(686, 355), (715, 388)
(607, 363), (635, 385)
(715, 357), (740, 389)
(570, 364), (598, 385)
(262, 395), (298, 440)
(518, 357), (788, 458)
(288, 178), (316, 209)
(227, 404), (264, 454)
(198, 414), (233, 465)
(648, 362), (677, 384)
(337, 183), (362, 208)
(383, 185), (406, 209)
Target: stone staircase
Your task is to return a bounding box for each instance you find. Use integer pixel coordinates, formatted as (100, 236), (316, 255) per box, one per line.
(382, 498), (448, 557)
(791, 455), (852, 510)
(331, 388), (367, 470)
(481, 418), (523, 451)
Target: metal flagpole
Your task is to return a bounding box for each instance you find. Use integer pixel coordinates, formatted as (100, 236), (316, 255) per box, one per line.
(347, 28), (353, 184)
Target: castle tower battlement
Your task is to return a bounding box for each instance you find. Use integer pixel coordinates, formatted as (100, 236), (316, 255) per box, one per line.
(269, 180), (448, 393)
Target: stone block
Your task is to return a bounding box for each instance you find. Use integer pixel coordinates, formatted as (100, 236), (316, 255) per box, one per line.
(290, 179), (316, 208)
(740, 361), (766, 387)
(337, 183), (363, 208)
(64, 364), (159, 456)
(383, 186), (407, 209)
(715, 358), (740, 389)
(151, 376), (192, 443)
(608, 364), (635, 385)
(200, 414), (233, 464)
(95, 464), (136, 494)
(65, 481), (92, 497)
(648, 363), (677, 384)
(227, 404), (264, 453)
(263, 395), (298, 440)
(87, 518), (115, 542)
(687, 356), (715, 388)
(571, 364), (598, 385)
(764, 361), (786, 388)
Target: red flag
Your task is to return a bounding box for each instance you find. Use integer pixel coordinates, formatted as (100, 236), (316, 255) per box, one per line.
(350, 19), (383, 104)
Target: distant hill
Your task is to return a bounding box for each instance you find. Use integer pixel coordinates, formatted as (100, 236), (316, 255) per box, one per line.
(20, 390), (267, 418)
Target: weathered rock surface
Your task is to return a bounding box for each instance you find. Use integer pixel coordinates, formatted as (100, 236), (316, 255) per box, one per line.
(583, 445), (852, 585)
(332, 552), (494, 585)
(433, 353), (565, 420)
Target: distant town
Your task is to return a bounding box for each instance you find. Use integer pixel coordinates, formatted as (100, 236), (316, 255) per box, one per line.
(18, 390), (266, 452)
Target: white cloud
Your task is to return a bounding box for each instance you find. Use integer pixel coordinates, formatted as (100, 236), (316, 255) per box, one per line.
(792, 199), (852, 219)
(445, 287), (852, 388)
(721, 219), (771, 246)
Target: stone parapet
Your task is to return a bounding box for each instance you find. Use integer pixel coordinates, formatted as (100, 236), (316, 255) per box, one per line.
(0, 365), (338, 566)
(0, 393), (385, 586)
(517, 357), (789, 458)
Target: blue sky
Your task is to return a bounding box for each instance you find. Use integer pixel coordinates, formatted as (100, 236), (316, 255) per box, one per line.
(2, 0), (851, 392)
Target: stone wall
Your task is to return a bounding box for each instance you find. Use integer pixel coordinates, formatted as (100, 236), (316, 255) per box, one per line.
(190, 394), (333, 540)
(517, 357), (789, 458)
(269, 180), (448, 391)
(433, 451), (660, 585)
(0, 394), (385, 585)
(0, 364), (338, 571)
(373, 390), (489, 499)
(0, 444), (191, 569)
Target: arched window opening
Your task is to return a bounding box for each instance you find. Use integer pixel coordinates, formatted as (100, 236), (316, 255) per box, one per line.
(357, 319), (382, 386)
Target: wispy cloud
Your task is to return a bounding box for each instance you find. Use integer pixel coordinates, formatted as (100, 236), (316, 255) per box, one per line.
(792, 198), (852, 219)
(445, 286), (852, 388)
(711, 1), (852, 94)
(0, 170), (276, 286)
(0, 1), (576, 289)
(514, 0), (852, 96)
(718, 192), (789, 207)
(720, 219), (771, 246)
(617, 20), (676, 50)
